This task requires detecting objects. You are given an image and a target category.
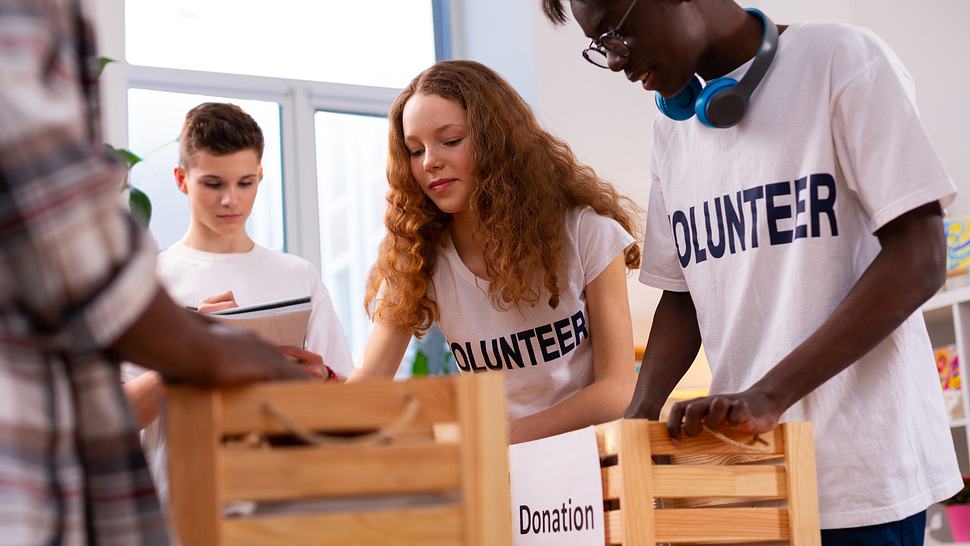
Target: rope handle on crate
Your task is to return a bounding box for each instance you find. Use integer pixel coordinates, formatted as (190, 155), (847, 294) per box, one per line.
(260, 395), (420, 447)
(701, 424), (773, 454)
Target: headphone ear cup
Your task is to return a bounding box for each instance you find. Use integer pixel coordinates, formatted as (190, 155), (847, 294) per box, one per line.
(695, 77), (739, 128)
(655, 76), (703, 121)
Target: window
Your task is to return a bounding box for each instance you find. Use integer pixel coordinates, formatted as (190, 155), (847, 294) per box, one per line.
(107, 0), (451, 361)
(315, 111), (389, 356)
(127, 90), (284, 252)
(125, 1), (437, 89)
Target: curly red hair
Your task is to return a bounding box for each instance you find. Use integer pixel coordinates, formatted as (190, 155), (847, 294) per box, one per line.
(365, 60), (641, 335)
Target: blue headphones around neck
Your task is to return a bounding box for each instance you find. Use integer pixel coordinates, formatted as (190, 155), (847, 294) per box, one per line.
(655, 8), (778, 128)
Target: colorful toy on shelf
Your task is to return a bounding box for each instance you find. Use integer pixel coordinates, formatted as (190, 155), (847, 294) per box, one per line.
(937, 344), (961, 391)
(935, 344), (965, 422)
(945, 215), (970, 275)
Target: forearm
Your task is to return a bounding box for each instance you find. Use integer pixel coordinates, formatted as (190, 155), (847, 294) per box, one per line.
(350, 320), (411, 382)
(754, 204), (945, 413)
(112, 289), (217, 383)
(626, 291), (702, 419)
(510, 375), (633, 444)
(123, 371), (164, 429)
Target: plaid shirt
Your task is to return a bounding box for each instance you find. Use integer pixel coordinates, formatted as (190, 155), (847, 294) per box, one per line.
(0, 1), (168, 544)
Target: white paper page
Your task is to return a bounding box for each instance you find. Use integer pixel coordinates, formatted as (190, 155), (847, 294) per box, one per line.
(509, 426), (606, 546)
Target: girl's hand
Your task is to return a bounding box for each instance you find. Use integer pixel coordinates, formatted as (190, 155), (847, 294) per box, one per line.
(278, 346), (338, 381)
(198, 290), (238, 313)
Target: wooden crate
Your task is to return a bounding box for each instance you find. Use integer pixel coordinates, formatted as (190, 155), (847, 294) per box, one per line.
(166, 374), (512, 546)
(596, 420), (821, 545)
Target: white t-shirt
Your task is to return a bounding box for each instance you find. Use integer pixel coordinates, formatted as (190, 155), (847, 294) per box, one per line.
(639, 22), (960, 528)
(124, 241), (353, 502)
(433, 207), (634, 419)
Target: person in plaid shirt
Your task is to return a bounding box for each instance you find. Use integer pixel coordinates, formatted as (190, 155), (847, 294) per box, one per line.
(0, 1), (307, 544)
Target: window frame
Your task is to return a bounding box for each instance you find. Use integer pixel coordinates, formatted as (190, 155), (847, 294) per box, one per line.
(98, 0), (453, 271)
(94, 0), (453, 360)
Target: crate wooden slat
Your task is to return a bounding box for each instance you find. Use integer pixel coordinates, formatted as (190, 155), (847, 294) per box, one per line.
(222, 444), (461, 501)
(598, 421), (783, 458)
(784, 423), (822, 545)
(219, 377), (459, 435)
(457, 371), (513, 546)
(168, 374), (512, 546)
(605, 507), (790, 544)
(602, 464), (786, 500)
(656, 507), (790, 543)
(222, 505), (462, 546)
(167, 386), (223, 545)
(616, 420), (656, 545)
(596, 419), (820, 546)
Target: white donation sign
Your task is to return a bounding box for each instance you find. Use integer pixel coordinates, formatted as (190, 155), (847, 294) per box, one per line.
(509, 426), (605, 546)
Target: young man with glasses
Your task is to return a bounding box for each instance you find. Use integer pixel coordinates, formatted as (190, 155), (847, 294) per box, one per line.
(543, 0), (960, 543)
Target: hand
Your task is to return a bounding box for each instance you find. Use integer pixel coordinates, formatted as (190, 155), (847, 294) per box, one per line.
(198, 290), (238, 313)
(277, 346), (336, 381)
(113, 289), (308, 386)
(190, 323), (309, 386)
(666, 389), (781, 440)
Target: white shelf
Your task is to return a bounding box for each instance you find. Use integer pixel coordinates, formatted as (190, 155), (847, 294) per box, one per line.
(924, 285), (970, 313)
(951, 418), (969, 428)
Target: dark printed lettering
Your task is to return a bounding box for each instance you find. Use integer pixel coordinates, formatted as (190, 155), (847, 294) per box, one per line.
(793, 176), (808, 239)
(724, 191), (746, 254)
(500, 335), (524, 369)
(536, 324), (560, 362)
(554, 318), (575, 356)
(517, 329), (539, 366)
(670, 211), (691, 268)
(704, 198), (726, 259)
(810, 173), (839, 237)
(571, 311), (588, 346)
(742, 186), (764, 249)
(451, 342), (470, 372)
(688, 206), (707, 263)
(766, 181), (793, 245)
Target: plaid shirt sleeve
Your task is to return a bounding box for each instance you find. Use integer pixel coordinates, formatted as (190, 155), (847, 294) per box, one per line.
(0, 0), (159, 352)
(0, 2), (169, 544)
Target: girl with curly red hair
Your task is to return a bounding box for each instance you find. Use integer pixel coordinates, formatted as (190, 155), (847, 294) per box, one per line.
(353, 60), (641, 444)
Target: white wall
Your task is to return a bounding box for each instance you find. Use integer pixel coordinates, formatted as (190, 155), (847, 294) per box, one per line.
(529, 6), (661, 342)
(450, 0), (539, 105)
(751, 0), (970, 217)
(457, 0), (970, 345)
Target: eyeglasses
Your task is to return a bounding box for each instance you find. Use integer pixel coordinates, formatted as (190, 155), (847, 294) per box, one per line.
(582, 0), (640, 69)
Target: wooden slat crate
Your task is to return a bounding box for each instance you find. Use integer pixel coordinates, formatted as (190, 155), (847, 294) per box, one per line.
(166, 374), (512, 546)
(596, 420), (821, 545)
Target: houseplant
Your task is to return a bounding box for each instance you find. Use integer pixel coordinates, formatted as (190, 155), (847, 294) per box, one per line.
(99, 58), (152, 227)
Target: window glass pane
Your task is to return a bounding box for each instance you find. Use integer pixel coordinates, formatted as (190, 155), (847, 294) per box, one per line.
(127, 89), (284, 252)
(315, 111), (389, 360)
(125, 1), (436, 89)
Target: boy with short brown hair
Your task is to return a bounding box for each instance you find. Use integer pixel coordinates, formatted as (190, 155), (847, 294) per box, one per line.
(125, 102), (352, 502)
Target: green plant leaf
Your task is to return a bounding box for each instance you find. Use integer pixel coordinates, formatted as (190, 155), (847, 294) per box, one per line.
(129, 186), (152, 228)
(411, 350), (430, 377)
(97, 56), (115, 77)
(104, 144), (143, 169)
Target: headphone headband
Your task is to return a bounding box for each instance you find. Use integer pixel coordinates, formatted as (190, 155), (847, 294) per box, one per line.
(734, 8), (778, 99)
(655, 8), (779, 128)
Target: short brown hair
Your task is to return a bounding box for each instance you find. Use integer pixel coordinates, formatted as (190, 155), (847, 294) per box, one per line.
(178, 102), (264, 168)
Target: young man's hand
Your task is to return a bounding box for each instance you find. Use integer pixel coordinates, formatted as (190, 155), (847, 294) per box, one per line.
(666, 389), (782, 439)
(194, 323), (308, 385)
(197, 290), (238, 313)
(114, 289), (308, 386)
